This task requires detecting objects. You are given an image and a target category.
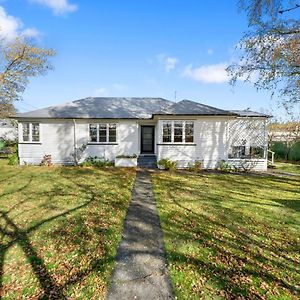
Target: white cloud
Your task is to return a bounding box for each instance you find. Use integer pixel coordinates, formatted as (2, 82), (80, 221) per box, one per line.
(164, 57), (178, 72)
(0, 6), (40, 41)
(21, 27), (41, 39)
(156, 54), (179, 72)
(182, 63), (230, 83)
(29, 0), (78, 15)
(0, 6), (20, 40)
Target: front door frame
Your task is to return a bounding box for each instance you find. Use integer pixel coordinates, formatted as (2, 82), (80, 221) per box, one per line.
(140, 125), (155, 154)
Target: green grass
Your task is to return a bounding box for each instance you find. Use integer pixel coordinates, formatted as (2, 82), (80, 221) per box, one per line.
(0, 159), (135, 299)
(152, 171), (300, 299)
(274, 162), (300, 175)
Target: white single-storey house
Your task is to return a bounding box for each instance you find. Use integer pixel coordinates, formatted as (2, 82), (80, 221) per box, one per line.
(14, 97), (270, 170)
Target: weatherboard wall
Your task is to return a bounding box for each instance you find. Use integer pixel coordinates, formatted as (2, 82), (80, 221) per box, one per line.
(18, 119), (139, 165)
(156, 117), (229, 169)
(17, 117), (268, 171)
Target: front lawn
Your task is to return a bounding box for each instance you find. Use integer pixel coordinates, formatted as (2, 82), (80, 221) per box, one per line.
(152, 171), (300, 299)
(0, 160), (135, 299)
(274, 162), (300, 175)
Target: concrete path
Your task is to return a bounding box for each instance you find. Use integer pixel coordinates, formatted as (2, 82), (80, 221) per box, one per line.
(107, 170), (173, 300)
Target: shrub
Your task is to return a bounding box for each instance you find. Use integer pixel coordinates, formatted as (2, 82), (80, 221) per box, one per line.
(8, 153), (19, 165)
(218, 160), (232, 172)
(271, 141), (300, 161)
(80, 156), (114, 167)
(40, 154), (53, 166)
(0, 140), (17, 158)
(116, 154), (137, 159)
(188, 160), (203, 172)
(157, 159), (177, 170)
(0, 138), (5, 150)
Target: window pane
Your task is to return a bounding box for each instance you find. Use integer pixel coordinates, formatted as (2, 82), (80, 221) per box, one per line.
(32, 123), (40, 142)
(250, 146), (265, 158)
(23, 123), (30, 142)
(99, 124), (107, 142)
(109, 124), (116, 142)
(174, 122), (183, 143)
(230, 146), (246, 158)
(163, 122), (171, 142)
(89, 124), (97, 142)
(185, 122), (194, 143)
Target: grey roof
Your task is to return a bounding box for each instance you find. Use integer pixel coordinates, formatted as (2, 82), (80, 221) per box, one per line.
(159, 99), (235, 116)
(16, 97), (172, 119)
(15, 97), (268, 119)
(230, 110), (271, 118)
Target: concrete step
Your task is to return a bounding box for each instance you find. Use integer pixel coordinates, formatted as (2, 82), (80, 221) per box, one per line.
(138, 160), (157, 164)
(137, 155), (157, 168)
(138, 165), (157, 169)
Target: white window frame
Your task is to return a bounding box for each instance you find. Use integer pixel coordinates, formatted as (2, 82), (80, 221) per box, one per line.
(89, 123), (117, 144)
(162, 120), (194, 144)
(20, 122), (41, 143)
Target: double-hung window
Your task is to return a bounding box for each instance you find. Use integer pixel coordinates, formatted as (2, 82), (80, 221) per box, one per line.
(21, 123), (40, 143)
(174, 122), (183, 142)
(89, 123), (117, 143)
(162, 121), (194, 143)
(162, 122), (172, 142)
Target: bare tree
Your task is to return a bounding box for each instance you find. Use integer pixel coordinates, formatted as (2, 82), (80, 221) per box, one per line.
(0, 38), (55, 118)
(227, 0), (300, 105)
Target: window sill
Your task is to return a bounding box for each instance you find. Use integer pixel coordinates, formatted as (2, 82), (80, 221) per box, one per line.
(228, 157), (266, 160)
(157, 143), (196, 146)
(19, 142), (42, 144)
(87, 142), (118, 145)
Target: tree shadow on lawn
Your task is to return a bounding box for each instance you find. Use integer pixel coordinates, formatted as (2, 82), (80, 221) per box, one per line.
(0, 166), (134, 299)
(272, 199), (300, 213)
(154, 172), (300, 298)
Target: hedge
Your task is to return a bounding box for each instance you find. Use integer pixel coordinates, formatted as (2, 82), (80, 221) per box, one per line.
(270, 141), (300, 161)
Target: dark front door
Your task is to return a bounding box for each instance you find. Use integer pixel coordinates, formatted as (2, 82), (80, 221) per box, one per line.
(141, 126), (155, 154)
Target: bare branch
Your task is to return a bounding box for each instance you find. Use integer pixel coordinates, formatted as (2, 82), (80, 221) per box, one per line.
(279, 3), (300, 14)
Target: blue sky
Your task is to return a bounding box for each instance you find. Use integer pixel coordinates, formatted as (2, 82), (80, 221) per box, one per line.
(1, 0), (278, 114)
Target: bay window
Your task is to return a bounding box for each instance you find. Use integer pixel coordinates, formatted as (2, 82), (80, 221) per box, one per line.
(162, 121), (194, 143)
(89, 123), (117, 143)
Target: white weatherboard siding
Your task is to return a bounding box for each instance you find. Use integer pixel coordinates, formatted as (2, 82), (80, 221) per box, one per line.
(227, 159), (268, 172)
(156, 117), (228, 169)
(157, 145), (197, 168)
(19, 120), (74, 165)
(77, 120), (139, 161)
(18, 119), (139, 165)
(196, 118), (228, 169)
(18, 116), (268, 171)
